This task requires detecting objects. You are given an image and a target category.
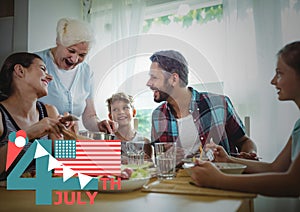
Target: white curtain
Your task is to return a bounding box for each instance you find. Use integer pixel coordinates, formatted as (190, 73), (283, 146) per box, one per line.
(85, 0), (145, 50)
(87, 0), (146, 69)
(84, 0), (146, 117)
(235, 2), (300, 208)
(223, 0), (300, 162)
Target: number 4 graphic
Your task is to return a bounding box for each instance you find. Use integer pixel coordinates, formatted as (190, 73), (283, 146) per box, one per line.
(7, 139), (98, 205)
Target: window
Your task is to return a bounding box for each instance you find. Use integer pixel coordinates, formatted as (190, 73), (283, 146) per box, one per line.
(134, 1), (224, 138)
(89, 0), (224, 139)
(143, 2), (222, 33)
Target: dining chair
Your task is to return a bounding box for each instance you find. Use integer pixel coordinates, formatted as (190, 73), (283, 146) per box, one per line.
(244, 116), (250, 136)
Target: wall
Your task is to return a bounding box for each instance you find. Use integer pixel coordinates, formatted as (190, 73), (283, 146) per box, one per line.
(27, 0), (81, 52)
(0, 0), (14, 18)
(0, 0), (81, 64)
(0, 17), (13, 65)
(0, 0), (14, 65)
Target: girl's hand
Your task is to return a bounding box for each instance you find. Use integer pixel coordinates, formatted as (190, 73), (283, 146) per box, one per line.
(191, 160), (224, 188)
(205, 142), (230, 162)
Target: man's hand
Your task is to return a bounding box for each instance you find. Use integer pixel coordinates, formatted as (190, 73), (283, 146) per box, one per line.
(231, 152), (260, 160)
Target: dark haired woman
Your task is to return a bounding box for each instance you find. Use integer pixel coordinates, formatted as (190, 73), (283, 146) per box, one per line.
(0, 52), (67, 176)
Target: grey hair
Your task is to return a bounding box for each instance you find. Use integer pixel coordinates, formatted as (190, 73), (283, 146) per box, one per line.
(56, 18), (95, 49)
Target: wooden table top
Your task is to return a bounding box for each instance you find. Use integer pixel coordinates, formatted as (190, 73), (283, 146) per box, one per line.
(0, 169), (256, 211)
(0, 187), (255, 212)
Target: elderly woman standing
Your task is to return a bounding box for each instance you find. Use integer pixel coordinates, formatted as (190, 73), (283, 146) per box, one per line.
(36, 18), (117, 133)
(0, 52), (66, 176)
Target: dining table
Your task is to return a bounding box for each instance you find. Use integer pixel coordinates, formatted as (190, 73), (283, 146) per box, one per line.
(0, 169), (257, 212)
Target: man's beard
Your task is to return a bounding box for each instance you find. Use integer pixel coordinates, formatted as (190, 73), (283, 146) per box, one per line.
(154, 90), (170, 103)
(153, 81), (173, 103)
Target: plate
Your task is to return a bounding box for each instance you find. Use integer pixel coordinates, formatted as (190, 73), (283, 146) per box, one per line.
(182, 162), (247, 175)
(121, 161), (154, 170)
(181, 156), (209, 163)
(98, 177), (150, 192)
(214, 162), (246, 174)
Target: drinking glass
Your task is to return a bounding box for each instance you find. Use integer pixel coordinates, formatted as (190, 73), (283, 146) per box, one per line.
(126, 141), (145, 166)
(154, 142), (176, 180)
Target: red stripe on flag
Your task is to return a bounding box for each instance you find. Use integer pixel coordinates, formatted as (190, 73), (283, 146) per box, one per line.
(54, 139), (121, 176)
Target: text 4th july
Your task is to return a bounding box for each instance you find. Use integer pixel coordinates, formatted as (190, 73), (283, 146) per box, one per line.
(53, 178), (122, 205)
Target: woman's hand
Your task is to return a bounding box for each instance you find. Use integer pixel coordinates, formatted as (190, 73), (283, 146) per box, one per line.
(191, 160), (224, 188)
(25, 117), (64, 140)
(59, 112), (79, 134)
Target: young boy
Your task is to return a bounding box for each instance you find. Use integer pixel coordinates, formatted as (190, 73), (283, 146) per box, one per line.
(106, 92), (153, 164)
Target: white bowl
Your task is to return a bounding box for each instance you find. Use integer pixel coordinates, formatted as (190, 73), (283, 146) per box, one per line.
(182, 162), (246, 175)
(98, 177), (150, 192)
(214, 162), (246, 174)
(182, 163), (195, 176)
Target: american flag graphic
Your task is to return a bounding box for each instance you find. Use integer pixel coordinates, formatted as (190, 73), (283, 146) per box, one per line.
(54, 139), (121, 176)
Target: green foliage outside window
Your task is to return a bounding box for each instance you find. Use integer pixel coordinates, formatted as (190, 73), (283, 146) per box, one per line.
(135, 109), (153, 139)
(143, 4), (223, 32)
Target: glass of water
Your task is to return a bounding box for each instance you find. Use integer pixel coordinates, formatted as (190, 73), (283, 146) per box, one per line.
(154, 142), (176, 180)
(126, 141), (145, 166)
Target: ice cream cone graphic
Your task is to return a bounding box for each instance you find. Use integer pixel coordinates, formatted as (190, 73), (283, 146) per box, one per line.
(6, 130), (28, 171)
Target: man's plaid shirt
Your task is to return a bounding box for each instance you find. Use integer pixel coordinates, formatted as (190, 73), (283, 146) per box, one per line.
(151, 87), (246, 154)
